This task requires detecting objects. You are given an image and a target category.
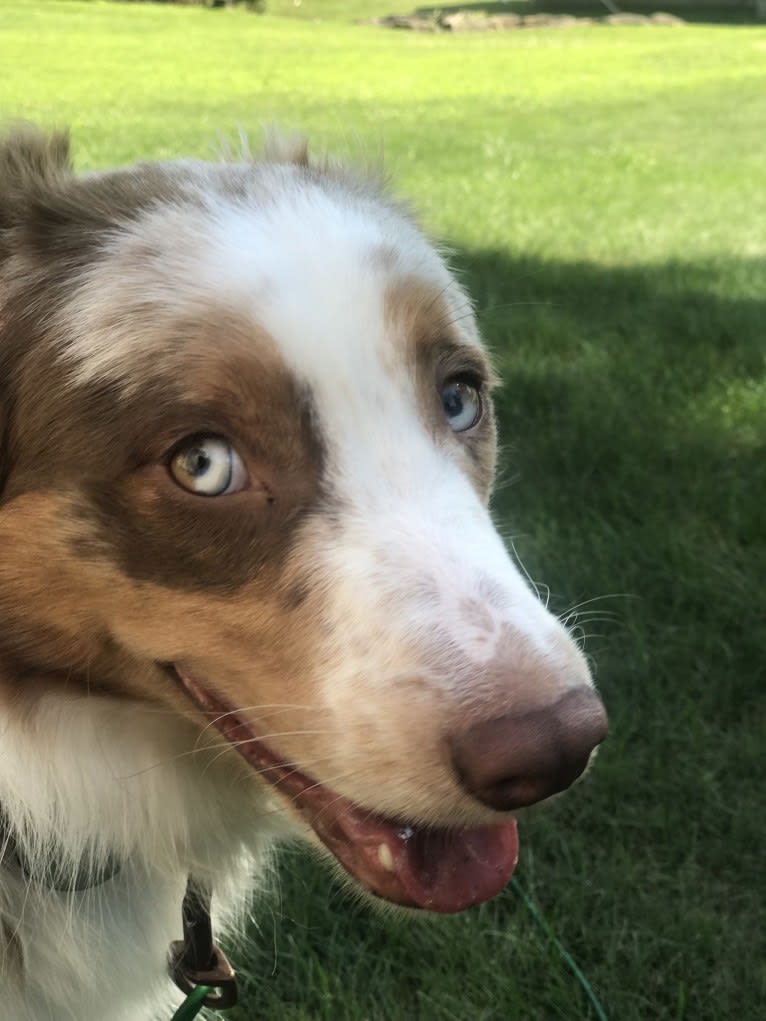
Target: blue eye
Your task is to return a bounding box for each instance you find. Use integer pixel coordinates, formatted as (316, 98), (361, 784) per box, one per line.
(441, 380), (482, 432)
(169, 436), (248, 497)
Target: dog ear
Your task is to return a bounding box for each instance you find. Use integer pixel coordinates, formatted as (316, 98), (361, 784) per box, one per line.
(0, 126), (70, 495)
(0, 332), (13, 497)
(259, 125), (310, 167)
(0, 395), (8, 497)
(0, 123), (72, 239)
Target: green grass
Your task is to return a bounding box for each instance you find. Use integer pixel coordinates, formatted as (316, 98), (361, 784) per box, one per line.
(2, 3), (765, 1019)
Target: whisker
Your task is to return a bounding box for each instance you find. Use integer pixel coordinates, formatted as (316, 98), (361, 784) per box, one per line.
(564, 610), (612, 624)
(479, 299), (557, 315)
(559, 593), (634, 617)
(192, 703), (318, 750)
(200, 733), (338, 778)
(420, 278), (461, 319)
(114, 725), (334, 780)
(508, 539), (548, 605)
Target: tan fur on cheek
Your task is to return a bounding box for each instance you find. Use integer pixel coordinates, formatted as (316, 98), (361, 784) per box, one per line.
(0, 489), (334, 755)
(0, 492), (112, 673)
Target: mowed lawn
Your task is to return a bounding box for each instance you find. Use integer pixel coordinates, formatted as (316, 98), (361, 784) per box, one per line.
(1, 3), (764, 1019)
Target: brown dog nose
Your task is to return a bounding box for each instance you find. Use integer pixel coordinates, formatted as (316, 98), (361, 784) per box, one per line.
(451, 686), (608, 811)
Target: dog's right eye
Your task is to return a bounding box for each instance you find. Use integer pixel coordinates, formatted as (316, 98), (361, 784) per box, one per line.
(168, 436), (248, 497)
(441, 378), (482, 433)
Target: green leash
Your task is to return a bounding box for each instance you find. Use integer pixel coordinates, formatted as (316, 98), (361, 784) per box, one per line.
(510, 876), (608, 1021)
(167, 877), (606, 1021)
(170, 983), (213, 1021)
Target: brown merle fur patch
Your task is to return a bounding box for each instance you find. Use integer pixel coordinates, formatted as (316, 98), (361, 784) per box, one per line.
(2, 307), (325, 593)
(0, 488), (330, 741)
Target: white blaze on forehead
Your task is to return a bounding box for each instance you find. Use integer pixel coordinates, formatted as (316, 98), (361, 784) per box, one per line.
(59, 167), (474, 396)
(204, 191), (563, 661)
(191, 185), (573, 681)
(201, 183), (465, 378)
(197, 184), (476, 495)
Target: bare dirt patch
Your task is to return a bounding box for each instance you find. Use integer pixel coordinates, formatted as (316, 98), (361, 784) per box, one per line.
(372, 10), (685, 30)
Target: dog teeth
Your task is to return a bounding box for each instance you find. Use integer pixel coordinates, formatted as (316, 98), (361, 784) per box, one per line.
(377, 843), (396, 873)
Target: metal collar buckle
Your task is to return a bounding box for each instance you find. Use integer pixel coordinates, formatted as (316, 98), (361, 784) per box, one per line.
(168, 940), (237, 1009)
(168, 879), (238, 1010)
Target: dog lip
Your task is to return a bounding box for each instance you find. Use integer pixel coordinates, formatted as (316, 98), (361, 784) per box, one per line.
(170, 664), (519, 913)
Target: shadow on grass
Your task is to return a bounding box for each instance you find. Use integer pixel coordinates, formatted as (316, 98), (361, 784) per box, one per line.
(234, 251), (765, 1020)
(413, 2), (763, 25)
(457, 248), (765, 713)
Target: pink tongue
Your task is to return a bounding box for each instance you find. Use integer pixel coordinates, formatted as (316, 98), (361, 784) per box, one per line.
(397, 822), (519, 912)
(174, 666), (519, 913)
(296, 784), (519, 914)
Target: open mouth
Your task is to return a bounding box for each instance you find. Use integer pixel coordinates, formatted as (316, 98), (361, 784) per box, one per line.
(172, 666), (519, 914)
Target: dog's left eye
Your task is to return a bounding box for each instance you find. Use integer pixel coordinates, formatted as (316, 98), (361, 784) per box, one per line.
(168, 436), (247, 497)
(441, 379), (482, 433)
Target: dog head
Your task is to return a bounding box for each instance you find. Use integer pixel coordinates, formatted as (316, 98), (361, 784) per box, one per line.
(0, 126), (606, 912)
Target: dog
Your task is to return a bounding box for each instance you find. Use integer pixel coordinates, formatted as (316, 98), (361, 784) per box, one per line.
(0, 125), (607, 1021)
